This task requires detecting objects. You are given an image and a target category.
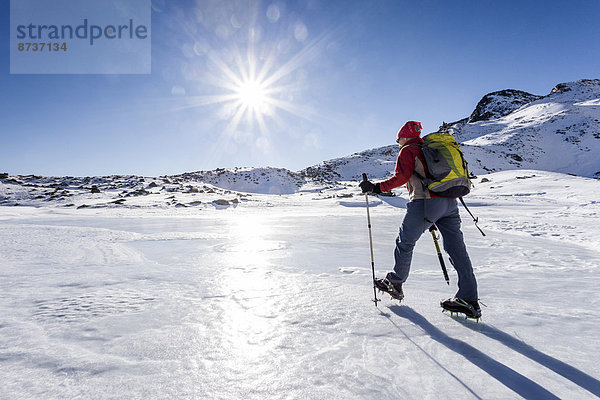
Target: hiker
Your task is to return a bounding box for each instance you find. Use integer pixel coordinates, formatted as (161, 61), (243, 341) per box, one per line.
(359, 121), (481, 318)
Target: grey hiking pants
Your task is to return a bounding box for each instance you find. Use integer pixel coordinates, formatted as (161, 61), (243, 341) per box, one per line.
(386, 197), (478, 301)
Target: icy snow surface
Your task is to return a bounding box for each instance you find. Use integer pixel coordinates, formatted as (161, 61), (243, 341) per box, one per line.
(1, 170), (599, 399)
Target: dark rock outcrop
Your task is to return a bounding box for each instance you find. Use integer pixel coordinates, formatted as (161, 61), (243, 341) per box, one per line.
(469, 89), (541, 123)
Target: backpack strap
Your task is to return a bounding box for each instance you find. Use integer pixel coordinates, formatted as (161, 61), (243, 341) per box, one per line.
(402, 143), (434, 223)
(403, 142), (429, 184)
(459, 197), (486, 236)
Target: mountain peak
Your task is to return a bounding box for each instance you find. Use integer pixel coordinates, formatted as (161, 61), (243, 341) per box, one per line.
(452, 79), (600, 178)
(468, 89), (542, 123)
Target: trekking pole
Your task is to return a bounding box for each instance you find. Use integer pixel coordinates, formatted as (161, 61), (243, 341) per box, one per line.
(362, 173), (380, 306)
(429, 224), (450, 285)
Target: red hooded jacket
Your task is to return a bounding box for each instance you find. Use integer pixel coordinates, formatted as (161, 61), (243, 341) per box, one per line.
(379, 137), (437, 199)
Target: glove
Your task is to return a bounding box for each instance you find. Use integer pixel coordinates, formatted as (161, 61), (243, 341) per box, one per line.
(359, 180), (381, 194)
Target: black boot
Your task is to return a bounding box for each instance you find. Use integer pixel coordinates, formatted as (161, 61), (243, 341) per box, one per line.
(374, 278), (404, 301)
(441, 297), (481, 318)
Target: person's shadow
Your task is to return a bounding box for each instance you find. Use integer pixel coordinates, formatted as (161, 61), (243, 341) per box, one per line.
(387, 305), (600, 399)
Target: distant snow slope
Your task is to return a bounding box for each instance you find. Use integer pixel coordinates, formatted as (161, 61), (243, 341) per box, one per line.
(171, 167), (306, 195)
(300, 145), (399, 182)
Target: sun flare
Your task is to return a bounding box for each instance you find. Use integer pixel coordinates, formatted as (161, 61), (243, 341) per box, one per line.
(236, 80), (270, 111)
(175, 31), (327, 146)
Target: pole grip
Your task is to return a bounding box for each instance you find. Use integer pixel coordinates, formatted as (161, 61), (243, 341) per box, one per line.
(362, 173), (368, 182)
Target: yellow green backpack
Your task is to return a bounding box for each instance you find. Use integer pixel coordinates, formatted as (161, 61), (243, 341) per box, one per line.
(417, 132), (473, 198)
(415, 132), (485, 236)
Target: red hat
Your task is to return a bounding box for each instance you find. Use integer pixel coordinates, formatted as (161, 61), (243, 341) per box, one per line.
(397, 121), (422, 140)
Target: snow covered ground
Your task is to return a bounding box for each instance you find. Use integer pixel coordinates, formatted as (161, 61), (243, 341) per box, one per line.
(1, 170), (599, 399)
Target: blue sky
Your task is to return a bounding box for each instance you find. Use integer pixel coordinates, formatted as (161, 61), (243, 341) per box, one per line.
(1, 0), (599, 176)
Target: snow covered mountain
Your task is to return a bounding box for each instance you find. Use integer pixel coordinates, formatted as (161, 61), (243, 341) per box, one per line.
(309, 79), (600, 181)
(1, 79), (599, 208)
(453, 79), (600, 177)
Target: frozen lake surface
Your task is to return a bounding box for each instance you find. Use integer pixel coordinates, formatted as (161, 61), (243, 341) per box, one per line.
(1, 171), (600, 399)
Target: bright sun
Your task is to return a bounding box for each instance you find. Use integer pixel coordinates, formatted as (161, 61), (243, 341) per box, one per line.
(186, 38), (324, 137)
(236, 80), (269, 111)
